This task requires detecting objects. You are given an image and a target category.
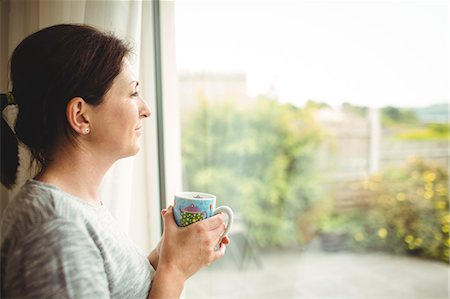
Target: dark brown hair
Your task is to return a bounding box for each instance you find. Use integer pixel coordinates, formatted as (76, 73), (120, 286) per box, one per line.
(1, 24), (131, 189)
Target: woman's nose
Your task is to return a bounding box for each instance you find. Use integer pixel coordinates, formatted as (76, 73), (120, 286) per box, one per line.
(139, 96), (151, 118)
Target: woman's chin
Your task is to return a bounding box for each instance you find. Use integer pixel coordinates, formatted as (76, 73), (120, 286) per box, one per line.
(130, 145), (140, 156)
(118, 145), (141, 159)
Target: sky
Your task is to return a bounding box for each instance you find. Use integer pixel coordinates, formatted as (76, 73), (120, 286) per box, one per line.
(174, 0), (448, 108)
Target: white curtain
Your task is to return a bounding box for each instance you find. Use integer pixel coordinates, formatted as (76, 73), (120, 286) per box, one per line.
(0, 0), (175, 253)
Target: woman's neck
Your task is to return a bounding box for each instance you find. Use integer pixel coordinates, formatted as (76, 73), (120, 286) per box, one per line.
(35, 144), (114, 206)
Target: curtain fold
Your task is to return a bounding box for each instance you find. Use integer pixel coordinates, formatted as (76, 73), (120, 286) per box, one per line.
(0, 0), (162, 253)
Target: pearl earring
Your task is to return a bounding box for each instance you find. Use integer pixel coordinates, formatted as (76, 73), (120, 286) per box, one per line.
(84, 128), (90, 134)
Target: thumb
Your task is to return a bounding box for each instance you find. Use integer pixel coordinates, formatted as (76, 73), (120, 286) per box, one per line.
(161, 205), (177, 231)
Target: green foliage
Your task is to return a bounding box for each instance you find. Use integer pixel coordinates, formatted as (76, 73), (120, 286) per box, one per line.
(396, 123), (450, 140)
(181, 97), (324, 248)
(315, 159), (449, 263)
(319, 214), (348, 234)
(381, 106), (420, 126)
(304, 100), (331, 110)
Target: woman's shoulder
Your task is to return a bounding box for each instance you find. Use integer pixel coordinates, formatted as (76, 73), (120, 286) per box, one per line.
(1, 180), (57, 229)
(1, 180), (102, 243)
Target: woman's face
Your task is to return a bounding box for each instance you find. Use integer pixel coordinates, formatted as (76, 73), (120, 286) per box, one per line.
(89, 58), (150, 160)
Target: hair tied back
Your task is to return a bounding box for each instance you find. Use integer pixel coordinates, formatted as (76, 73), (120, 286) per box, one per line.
(1, 92), (17, 111)
(1, 91), (19, 189)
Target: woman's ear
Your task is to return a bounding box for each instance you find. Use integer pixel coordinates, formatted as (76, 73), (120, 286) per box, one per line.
(66, 97), (91, 135)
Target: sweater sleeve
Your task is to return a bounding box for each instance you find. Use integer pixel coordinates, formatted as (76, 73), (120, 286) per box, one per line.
(3, 218), (110, 299)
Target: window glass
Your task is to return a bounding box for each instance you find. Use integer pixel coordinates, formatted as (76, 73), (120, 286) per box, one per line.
(174, 1), (449, 297)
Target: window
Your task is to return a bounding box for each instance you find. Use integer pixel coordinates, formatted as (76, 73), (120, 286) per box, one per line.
(172, 1), (448, 297)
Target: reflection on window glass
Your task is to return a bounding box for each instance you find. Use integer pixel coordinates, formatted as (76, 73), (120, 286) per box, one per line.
(174, 1), (448, 298)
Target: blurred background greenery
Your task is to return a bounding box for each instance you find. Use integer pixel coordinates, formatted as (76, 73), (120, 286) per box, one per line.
(181, 96), (449, 263)
(312, 159), (449, 263)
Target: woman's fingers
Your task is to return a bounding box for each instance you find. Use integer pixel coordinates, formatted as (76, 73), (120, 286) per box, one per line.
(211, 240), (227, 262)
(211, 222), (227, 244)
(201, 213), (225, 231)
(220, 235), (230, 245)
(157, 204), (231, 278)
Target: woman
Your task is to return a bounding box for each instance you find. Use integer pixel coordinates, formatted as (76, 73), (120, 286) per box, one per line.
(0, 24), (229, 299)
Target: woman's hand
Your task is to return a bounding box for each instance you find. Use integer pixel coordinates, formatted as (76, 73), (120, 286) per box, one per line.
(147, 241), (161, 270)
(159, 205), (228, 279)
(148, 208), (231, 271)
(148, 206), (230, 299)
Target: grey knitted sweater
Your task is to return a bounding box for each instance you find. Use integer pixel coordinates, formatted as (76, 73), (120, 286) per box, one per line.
(1, 179), (153, 299)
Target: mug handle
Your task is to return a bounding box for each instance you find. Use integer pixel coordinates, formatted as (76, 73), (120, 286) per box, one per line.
(213, 205), (234, 236)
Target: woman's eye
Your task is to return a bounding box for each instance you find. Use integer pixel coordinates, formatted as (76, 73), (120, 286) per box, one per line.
(131, 91), (139, 97)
